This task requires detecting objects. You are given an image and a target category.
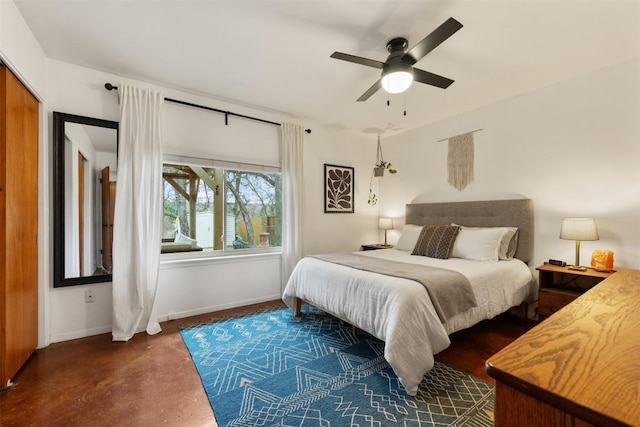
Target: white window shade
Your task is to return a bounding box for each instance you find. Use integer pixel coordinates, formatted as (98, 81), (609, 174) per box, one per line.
(162, 101), (281, 167)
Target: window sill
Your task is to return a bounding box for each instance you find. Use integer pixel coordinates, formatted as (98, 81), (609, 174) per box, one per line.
(159, 247), (282, 269)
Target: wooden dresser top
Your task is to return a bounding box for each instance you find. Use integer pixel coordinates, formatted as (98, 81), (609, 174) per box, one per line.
(486, 268), (640, 426)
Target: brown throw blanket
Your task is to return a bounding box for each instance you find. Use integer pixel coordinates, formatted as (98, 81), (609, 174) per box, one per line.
(310, 253), (477, 322)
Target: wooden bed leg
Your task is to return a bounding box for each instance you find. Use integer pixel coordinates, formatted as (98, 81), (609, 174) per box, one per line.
(517, 301), (529, 320)
(511, 301), (531, 321)
(293, 297), (302, 317)
(337, 319), (357, 336)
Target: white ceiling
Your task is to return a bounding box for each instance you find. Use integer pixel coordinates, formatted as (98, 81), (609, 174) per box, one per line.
(15, 0), (640, 136)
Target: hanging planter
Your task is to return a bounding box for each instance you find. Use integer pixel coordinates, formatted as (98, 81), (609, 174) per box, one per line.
(374, 160), (397, 176)
(373, 135), (397, 177)
(368, 135), (397, 206)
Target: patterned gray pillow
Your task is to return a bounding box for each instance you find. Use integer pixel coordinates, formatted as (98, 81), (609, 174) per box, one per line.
(411, 225), (460, 259)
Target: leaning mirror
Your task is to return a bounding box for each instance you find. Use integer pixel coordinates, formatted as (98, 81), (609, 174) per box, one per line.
(53, 112), (118, 287)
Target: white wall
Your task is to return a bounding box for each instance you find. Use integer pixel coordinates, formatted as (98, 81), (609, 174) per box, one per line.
(301, 125), (380, 254)
(44, 60), (376, 342)
(379, 58), (640, 271)
(155, 253), (282, 320)
(0, 0), (47, 98)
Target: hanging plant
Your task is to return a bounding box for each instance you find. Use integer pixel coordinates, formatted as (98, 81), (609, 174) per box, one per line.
(368, 134), (397, 206)
(373, 134), (397, 176)
(374, 160), (397, 176)
(367, 186), (378, 206)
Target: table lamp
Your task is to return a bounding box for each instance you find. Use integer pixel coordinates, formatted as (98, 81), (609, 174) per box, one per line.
(560, 218), (599, 271)
(378, 218), (393, 246)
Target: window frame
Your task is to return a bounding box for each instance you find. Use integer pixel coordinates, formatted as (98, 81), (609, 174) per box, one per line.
(161, 153), (283, 260)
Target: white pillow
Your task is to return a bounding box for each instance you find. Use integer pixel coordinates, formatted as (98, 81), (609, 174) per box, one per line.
(175, 233), (197, 248)
(450, 227), (507, 262)
(452, 224), (518, 260)
(500, 228), (519, 260)
(395, 224), (423, 251)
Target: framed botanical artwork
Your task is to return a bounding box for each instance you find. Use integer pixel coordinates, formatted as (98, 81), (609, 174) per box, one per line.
(324, 164), (354, 213)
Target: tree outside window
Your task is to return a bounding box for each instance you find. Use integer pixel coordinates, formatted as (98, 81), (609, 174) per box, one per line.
(162, 163), (281, 252)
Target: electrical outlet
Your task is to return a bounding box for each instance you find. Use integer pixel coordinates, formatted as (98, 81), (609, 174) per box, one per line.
(85, 289), (95, 303)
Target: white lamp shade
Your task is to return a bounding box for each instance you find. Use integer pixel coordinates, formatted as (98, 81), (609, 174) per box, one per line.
(381, 70), (413, 94)
(560, 218), (599, 241)
(378, 218), (393, 230)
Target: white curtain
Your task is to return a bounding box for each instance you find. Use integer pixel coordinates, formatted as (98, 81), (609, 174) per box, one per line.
(112, 84), (164, 341)
(281, 123), (304, 291)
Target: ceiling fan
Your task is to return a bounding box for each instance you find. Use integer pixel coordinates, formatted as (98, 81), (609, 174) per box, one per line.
(330, 17), (463, 102)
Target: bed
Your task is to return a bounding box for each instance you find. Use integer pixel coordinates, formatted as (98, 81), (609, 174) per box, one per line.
(282, 198), (535, 396)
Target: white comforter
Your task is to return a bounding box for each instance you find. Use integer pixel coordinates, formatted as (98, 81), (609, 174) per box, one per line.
(282, 248), (534, 395)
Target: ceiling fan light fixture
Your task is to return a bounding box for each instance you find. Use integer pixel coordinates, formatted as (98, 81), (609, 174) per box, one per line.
(381, 64), (413, 94)
(330, 18), (462, 101)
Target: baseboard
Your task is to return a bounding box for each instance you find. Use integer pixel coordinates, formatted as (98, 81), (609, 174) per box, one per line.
(51, 325), (112, 343)
(49, 295), (282, 343)
(157, 294), (282, 322)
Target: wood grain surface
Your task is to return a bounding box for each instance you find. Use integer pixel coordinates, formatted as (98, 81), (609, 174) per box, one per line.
(487, 269), (640, 426)
(0, 66), (39, 386)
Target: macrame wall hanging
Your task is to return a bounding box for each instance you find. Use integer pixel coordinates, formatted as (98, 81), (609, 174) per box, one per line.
(439, 129), (482, 191)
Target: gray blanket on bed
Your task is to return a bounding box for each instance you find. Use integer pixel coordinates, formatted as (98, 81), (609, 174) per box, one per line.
(310, 253), (477, 322)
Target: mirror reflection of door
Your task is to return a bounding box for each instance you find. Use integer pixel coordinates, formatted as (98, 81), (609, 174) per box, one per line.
(63, 122), (117, 279)
(101, 167), (115, 273)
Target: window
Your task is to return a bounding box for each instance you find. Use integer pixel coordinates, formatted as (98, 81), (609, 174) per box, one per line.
(161, 158), (281, 254)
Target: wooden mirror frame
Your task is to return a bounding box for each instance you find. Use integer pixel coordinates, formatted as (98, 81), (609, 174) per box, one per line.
(52, 112), (118, 287)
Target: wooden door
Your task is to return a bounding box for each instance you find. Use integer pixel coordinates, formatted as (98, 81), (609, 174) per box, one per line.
(0, 65), (39, 386)
(101, 167), (114, 272)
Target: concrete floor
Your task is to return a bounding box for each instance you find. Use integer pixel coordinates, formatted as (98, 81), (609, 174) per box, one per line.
(0, 300), (532, 426)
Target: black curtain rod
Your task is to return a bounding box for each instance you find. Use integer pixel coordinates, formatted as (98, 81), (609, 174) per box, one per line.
(104, 83), (311, 133)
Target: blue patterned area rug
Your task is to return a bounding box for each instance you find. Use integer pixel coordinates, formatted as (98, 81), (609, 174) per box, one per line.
(180, 307), (494, 427)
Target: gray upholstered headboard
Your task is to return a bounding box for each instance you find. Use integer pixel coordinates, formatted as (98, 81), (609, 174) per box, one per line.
(405, 199), (534, 263)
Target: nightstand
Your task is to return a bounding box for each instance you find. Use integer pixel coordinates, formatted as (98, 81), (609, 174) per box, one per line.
(536, 263), (613, 321)
(361, 244), (393, 251)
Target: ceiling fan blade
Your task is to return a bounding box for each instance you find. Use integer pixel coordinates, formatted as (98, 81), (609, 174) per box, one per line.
(357, 80), (382, 102)
(412, 68), (454, 89)
(404, 17), (463, 65)
(330, 52), (385, 69)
